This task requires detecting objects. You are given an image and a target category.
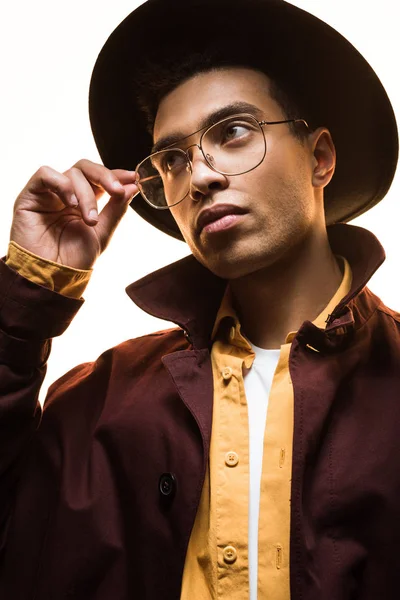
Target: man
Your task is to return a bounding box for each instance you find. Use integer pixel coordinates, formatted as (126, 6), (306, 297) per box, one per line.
(0, 0), (399, 599)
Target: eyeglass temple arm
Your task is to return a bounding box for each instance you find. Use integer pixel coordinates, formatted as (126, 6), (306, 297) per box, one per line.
(260, 118), (309, 128)
(129, 174), (159, 201)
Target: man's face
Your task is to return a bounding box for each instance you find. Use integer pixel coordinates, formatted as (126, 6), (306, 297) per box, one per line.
(153, 67), (324, 279)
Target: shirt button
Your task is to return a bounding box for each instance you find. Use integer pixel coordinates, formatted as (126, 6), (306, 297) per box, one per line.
(223, 545), (238, 564)
(225, 451), (239, 467)
(222, 366), (233, 380)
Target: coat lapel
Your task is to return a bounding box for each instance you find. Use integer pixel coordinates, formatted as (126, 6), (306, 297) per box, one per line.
(162, 349), (214, 459)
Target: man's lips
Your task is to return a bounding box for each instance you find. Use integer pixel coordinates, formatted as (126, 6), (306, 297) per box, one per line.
(196, 204), (248, 234)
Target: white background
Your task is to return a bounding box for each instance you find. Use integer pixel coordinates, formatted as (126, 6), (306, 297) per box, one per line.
(0, 1), (399, 402)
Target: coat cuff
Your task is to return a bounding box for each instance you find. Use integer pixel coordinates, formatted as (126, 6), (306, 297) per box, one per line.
(0, 258), (84, 367)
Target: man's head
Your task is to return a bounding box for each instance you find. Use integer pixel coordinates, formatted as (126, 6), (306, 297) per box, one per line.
(150, 66), (336, 279)
(90, 0), (398, 242)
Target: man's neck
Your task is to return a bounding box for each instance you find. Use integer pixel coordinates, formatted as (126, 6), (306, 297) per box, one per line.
(229, 230), (343, 349)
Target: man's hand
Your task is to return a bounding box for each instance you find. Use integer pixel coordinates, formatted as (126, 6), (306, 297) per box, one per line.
(10, 159), (139, 270)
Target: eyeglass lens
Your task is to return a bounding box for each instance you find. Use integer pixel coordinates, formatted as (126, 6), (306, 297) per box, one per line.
(136, 114), (266, 209)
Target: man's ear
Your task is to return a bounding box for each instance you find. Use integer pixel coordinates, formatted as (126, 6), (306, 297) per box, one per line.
(309, 127), (336, 189)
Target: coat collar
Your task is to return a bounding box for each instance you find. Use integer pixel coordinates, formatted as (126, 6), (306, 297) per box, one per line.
(126, 223), (386, 350)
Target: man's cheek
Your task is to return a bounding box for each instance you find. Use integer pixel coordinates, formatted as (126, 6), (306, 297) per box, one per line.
(171, 215), (191, 247)
(170, 210), (185, 234)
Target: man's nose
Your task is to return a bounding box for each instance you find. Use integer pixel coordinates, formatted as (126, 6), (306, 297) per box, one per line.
(186, 145), (228, 201)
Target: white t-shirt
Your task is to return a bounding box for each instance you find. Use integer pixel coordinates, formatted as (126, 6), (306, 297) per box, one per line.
(244, 341), (281, 600)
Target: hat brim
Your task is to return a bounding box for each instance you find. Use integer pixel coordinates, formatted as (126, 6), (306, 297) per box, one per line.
(89, 0), (398, 241)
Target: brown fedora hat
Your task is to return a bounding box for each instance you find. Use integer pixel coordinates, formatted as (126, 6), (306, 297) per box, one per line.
(89, 0), (398, 241)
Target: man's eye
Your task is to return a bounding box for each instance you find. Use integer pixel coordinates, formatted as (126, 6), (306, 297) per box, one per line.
(225, 125), (248, 139)
(161, 151), (186, 173)
(220, 122), (253, 144)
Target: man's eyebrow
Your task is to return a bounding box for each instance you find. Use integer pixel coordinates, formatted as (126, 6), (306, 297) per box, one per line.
(151, 102), (265, 154)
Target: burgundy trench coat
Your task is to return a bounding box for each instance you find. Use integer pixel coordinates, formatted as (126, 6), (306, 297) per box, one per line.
(1, 223), (400, 599)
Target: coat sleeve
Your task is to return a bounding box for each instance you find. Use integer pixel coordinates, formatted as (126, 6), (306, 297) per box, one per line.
(0, 258), (84, 539)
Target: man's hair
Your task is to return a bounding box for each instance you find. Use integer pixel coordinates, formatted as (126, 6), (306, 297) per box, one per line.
(135, 48), (310, 142)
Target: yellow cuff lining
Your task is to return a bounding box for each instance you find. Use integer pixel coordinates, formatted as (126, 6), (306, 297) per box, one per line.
(6, 241), (92, 299)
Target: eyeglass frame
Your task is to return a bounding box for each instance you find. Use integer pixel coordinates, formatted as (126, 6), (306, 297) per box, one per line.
(133, 113), (309, 210)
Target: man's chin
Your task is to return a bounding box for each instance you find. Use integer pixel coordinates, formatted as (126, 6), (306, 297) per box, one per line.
(193, 241), (284, 280)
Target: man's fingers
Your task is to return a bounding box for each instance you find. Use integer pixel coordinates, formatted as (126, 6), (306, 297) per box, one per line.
(66, 167), (102, 225)
(111, 169), (138, 185)
(72, 159), (129, 200)
(28, 166), (78, 209)
(95, 182), (139, 248)
(67, 165), (138, 226)
(25, 161), (138, 229)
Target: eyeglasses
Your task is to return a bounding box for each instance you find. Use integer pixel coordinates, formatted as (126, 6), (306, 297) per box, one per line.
(134, 113), (308, 210)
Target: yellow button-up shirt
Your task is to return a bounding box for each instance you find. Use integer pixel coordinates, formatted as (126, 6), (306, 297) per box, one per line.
(181, 256), (352, 600)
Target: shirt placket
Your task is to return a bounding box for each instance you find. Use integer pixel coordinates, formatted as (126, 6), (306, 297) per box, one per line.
(211, 338), (252, 599)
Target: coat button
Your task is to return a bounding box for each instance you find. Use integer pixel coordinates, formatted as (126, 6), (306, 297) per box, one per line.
(223, 545), (238, 564)
(159, 473), (176, 497)
(225, 451), (239, 467)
